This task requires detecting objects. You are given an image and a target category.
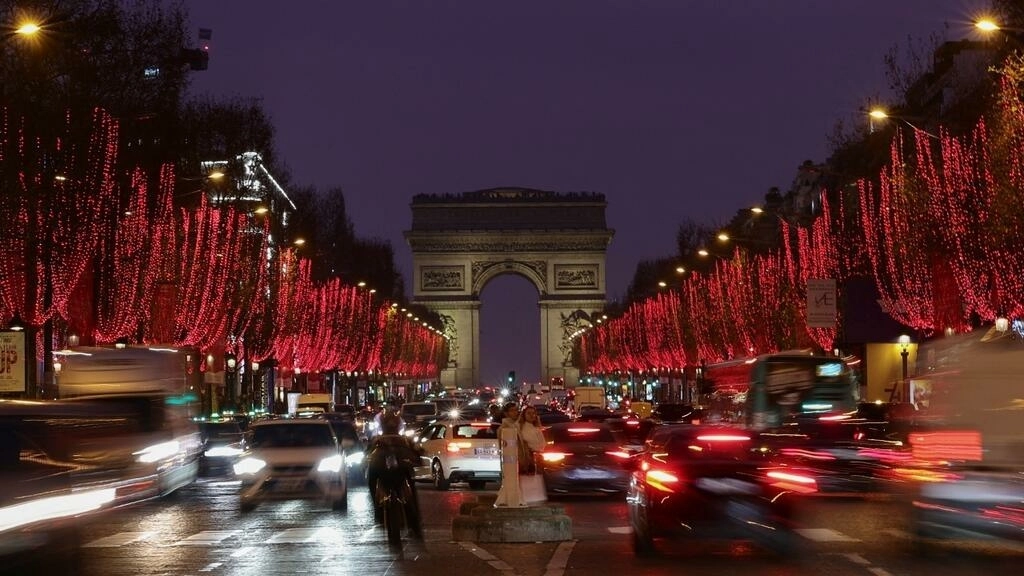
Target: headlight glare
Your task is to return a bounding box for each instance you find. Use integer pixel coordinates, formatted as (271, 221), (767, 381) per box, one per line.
(318, 454), (344, 473)
(233, 457), (267, 475)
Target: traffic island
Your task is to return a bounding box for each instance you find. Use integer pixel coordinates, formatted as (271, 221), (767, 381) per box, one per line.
(452, 494), (573, 542)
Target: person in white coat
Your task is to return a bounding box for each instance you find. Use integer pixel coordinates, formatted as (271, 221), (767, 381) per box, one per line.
(518, 405), (547, 504)
(493, 403), (526, 507)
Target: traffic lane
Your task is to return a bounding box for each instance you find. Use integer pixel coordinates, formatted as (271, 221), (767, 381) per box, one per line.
(71, 479), (509, 576)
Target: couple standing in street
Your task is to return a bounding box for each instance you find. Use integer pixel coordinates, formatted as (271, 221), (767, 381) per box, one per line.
(494, 402), (547, 507)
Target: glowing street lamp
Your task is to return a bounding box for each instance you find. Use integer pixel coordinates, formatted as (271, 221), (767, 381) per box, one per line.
(898, 334), (911, 402)
(15, 22), (42, 36)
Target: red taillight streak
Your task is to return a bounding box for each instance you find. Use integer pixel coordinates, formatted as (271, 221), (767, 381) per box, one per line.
(541, 452), (568, 462)
(567, 428), (600, 433)
(766, 470), (816, 485)
(605, 450), (631, 459)
(447, 441), (472, 452)
(696, 434), (750, 442)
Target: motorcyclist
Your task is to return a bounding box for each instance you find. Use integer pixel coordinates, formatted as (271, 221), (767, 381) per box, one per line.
(365, 410), (423, 539)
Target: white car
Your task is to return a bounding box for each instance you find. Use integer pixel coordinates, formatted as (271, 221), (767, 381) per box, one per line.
(233, 419), (347, 512)
(413, 419), (501, 490)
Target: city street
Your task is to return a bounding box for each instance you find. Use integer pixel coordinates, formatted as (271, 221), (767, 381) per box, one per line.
(30, 479), (1021, 576)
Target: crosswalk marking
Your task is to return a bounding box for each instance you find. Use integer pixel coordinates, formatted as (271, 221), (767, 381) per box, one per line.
(175, 530), (240, 546)
(82, 531), (155, 548)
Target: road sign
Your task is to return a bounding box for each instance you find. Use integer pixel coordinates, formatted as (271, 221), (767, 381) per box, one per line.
(807, 278), (836, 328)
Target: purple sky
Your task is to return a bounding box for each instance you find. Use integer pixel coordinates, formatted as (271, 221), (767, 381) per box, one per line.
(184, 1), (986, 386)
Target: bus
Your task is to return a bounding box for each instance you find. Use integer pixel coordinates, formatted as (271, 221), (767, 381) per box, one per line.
(704, 350), (860, 431)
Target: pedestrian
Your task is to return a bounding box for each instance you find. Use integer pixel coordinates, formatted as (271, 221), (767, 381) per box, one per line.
(518, 405), (547, 505)
(493, 402), (526, 507)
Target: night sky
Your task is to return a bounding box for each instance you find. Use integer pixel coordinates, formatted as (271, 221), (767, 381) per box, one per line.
(183, 1), (986, 386)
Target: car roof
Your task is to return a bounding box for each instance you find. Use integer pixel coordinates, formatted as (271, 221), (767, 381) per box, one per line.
(250, 418), (332, 428)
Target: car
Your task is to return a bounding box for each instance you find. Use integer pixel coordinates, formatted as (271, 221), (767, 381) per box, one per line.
(400, 401), (439, 428)
(649, 403), (703, 424)
(626, 425), (815, 557)
(536, 422), (632, 496)
(413, 419), (501, 490)
(233, 419), (348, 512)
(197, 419), (245, 476)
(320, 414), (368, 482)
(533, 404), (571, 426)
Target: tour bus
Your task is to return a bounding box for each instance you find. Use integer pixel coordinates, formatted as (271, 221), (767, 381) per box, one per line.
(704, 350), (860, 431)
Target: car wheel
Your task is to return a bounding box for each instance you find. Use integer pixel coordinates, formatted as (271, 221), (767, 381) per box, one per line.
(432, 460), (450, 490)
(632, 501), (657, 557)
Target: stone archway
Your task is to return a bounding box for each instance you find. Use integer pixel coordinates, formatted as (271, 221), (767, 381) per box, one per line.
(404, 188), (614, 390)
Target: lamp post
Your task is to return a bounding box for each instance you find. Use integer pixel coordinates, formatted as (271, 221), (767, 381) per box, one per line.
(224, 352), (237, 412)
(898, 334), (910, 403)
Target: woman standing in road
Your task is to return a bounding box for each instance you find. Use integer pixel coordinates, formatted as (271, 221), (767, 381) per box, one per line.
(493, 403), (526, 507)
(518, 406), (547, 505)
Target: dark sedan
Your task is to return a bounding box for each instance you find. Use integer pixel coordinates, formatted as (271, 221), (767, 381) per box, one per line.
(537, 422), (631, 496)
(626, 425), (816, 557)
(197, 419), (245, 476)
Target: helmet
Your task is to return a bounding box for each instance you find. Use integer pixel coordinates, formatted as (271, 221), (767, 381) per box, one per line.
(381, 412), (403, 435)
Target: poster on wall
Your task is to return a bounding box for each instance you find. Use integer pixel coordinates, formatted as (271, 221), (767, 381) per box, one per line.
(0, 331), (27, 393)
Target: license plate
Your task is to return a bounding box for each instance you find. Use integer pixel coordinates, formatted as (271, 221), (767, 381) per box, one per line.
(275, 477), (307, 491)
(474, 448), (499, 456)
(572, 468), (610, 480)
(695, 477), (759, 495)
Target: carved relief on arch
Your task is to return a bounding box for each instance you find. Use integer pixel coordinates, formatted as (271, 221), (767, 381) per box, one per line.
(471, 260), (547, 293)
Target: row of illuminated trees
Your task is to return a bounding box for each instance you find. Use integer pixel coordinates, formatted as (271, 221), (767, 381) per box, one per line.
(577, 67), (1024, 373)
(0, 105), (447, 387)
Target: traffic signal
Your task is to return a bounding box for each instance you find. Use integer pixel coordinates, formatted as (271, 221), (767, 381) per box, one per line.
(507, 370), (516, 385)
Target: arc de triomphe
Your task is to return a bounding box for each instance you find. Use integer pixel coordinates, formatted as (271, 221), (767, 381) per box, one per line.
(404, 188), (614, 390)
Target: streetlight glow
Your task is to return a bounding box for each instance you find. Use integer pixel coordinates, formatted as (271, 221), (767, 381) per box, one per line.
(717, 233), (730, 242)
(869, 109), (889, 120)
(698, 248), (710, 257)
(976, 18), (1000, 32)
(16, 22), (41, 36)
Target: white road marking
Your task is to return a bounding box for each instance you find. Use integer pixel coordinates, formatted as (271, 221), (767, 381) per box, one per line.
(458, 541), (516, 573)
(543, 540), (576, 576)
(231, 546), (257, 558)
(266, 527), (324, 544)
(606, 526), (633, 534)
(841, 553), (871, 565)
(175, 530), (239, 546)
(796, 528), (861, 542)
(198, 562), (222, 572)
(83, 531), (155, 548)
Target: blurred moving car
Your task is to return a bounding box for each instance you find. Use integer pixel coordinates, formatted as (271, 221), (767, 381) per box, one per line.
(900, 326), (1024, 547)
(233, 419), (347, 512)
(626, 425), (815, 556)
(537, 422), (631, 496)
(197, 419), (245, 476)
(648, 403), (703, 424)
(400, 401), (439, 428)
(321, 414), (367, 482)
(0, 400), (125, 571)
(533, 404), (571, 426)
(413, 419), (500, 490)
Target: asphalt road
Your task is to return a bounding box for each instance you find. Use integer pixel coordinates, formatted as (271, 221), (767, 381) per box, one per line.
(32, 478), (1024, 576)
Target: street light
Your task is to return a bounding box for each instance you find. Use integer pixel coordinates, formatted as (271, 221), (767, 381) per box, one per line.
(6, 311), (26, 332)
(866, 107), (939, 139)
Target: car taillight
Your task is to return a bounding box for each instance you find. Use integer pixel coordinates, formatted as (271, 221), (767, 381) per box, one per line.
(766, 470), (818, 494)
(605, 450), (631, 459)
(447, 441), (472, 453)
(644, 469), (680, 493)
(696, 434), (751, 442)
(541, 451), (568, 462)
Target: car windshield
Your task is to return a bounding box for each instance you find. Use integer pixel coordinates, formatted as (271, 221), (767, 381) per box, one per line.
(199, 421), (242, 441)
(403, 404), (437, 416)
(550, 425), (616, 443)
(653, 404), (697, 421)
(250, 424), (335, 448)
(453, 424), (496, 439)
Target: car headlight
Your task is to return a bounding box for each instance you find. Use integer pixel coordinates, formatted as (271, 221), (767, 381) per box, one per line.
(346, 451), (365, 467)
(317, 454), (344, 473)
(205, 446), (243, 458)
(134, 440), (181, 463)
(233, 457), (267, 475)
